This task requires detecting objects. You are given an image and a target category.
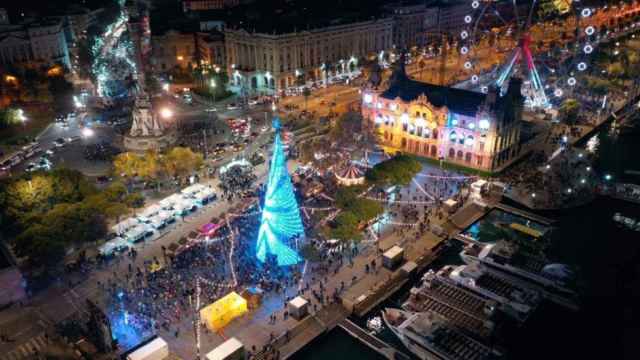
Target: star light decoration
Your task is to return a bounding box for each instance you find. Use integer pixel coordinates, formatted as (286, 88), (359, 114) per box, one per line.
(255, 117), (304, 266)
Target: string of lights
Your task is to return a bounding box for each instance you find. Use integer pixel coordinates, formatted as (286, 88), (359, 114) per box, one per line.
(362, 196), (436, 205)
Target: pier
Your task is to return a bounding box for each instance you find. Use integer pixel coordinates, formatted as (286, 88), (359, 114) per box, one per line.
(339, 318), (411, 360)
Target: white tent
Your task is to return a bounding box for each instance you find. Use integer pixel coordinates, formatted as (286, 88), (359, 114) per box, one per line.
(205, 337), (244, 360)
(159, 194), (183, 209)
(182, 183), (206, 197)
(148, 217), (166, 230)
(124, 224), (149, 243)
(158, 210), (175, 223)
(139, 204), (162, 222)
(111, 218), (139, 235)
(127, 337), (168, 360)
(173, 198), (196, 215)
(194, 187), (215, 204)
(99, 237), (129, 256)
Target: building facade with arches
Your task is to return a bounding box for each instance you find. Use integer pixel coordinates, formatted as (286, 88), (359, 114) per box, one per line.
(362, 59), (524, 173)
(224, 18), (393, 94)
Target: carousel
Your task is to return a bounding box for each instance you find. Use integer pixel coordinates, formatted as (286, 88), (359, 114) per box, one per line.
(335, 163), (365, 187)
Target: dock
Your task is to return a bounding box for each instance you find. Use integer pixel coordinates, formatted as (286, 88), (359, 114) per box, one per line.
(338, 318), (411, 360)
(493, 203), (553, 225)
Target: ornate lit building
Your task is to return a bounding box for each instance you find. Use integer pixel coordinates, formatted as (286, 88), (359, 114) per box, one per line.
(362, 58), (524, 173)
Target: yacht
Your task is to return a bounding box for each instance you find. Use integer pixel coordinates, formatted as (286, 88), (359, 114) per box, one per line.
(404, 269), (497, 340)
(443, 264), (540, 322)
(461, 242), (579, 310)
(382, 308), (502, 360)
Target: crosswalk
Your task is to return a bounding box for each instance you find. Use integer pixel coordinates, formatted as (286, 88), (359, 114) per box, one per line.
(0, 333), (50, 360)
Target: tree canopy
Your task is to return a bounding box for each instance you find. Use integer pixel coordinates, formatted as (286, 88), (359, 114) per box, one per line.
(365, 154), (422, 186)
(0, 170), (133, 268)
(113, 147), (204, 182)
(326, 186), (384, 242)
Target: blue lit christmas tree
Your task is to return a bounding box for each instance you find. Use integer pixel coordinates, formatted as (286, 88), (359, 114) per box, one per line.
(256, 117), (304, 266)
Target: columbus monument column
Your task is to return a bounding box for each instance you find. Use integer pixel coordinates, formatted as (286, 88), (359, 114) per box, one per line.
(123, 0), (176, 152)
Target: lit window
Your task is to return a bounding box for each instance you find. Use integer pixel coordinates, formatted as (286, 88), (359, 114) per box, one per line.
(364, 94), (373, 103)
(479, 119), (490, 130)
(449, 131), (457, 142)
(465, 135), (475, 147)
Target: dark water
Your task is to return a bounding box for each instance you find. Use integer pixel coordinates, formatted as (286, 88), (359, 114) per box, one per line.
(290, 327), (385, 360)
(295, 118), (640, 359)
(590, 114), (640, 185)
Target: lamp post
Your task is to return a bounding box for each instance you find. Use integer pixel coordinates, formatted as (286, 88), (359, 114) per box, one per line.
(17, 109), (27, 130)
(210, 79), (216, 107)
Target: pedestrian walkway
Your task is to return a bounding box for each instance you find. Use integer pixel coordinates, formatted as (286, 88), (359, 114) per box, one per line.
(0, 333), (50, 360)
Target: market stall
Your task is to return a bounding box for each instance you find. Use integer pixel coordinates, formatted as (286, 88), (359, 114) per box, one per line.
(199, 292), (248, 331)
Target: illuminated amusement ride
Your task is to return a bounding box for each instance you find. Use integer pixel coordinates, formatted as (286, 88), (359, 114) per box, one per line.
(458, 0), (595, 108)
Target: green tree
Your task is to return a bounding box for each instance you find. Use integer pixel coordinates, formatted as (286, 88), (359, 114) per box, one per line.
(558, 98), (580, 125)
(0, 108), (23, 129)
(13, 224), (67, 267)
(163, 147), (204, 178)
(365, 155), (422, 186)
(139, 150), (162, 181)
(113, 152), (142, 189)
(327, 211), (362, 241)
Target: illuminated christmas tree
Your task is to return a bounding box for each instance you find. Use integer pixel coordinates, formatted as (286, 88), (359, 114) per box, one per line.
(256, 117), (303, 266)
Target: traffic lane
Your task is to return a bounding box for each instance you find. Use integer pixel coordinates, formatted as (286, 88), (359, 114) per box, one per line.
(12, 124), (116, 176)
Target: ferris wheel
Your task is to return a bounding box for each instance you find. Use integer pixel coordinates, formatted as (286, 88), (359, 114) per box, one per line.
(457, 0), (595, 109)
(544, 4), (598, 102)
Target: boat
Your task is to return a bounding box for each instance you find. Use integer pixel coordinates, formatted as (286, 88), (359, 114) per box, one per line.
(461, 242), (579, 310)
(613, 212), (640, 231)
(403, 270), (497, 341)
(382, 308), (502, 360)
(442, 264), (540, 322)
(366, 316), (383, 334)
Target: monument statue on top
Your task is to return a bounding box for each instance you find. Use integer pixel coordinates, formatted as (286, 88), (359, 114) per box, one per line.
(123, 0), (176, 152)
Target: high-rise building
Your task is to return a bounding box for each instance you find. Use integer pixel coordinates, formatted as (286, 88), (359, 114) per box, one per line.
(256, 118), (304, 266)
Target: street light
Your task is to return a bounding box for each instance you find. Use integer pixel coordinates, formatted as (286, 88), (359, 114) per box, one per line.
(17, 109), (27, 129)
(210, 79), (216, 107)
(82, 127), (94, 138)
(160, 107), (174, 119)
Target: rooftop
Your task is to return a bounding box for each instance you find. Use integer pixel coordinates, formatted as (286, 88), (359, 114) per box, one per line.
(379, 53), (521, 117)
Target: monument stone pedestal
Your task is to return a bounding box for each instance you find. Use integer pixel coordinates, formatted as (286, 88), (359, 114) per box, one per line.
(123, 132), (177, 152)
(124, 93), (176, 152)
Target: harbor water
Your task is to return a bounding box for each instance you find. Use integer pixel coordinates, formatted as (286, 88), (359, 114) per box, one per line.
(294, 117), (640, 359)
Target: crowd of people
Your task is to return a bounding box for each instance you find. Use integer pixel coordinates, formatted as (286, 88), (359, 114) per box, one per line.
(219, 164), (258, 200)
